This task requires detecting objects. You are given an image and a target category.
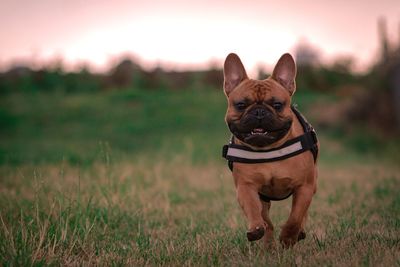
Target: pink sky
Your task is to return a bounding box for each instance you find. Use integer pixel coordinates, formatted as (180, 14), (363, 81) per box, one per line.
(0, 0), (399, 73)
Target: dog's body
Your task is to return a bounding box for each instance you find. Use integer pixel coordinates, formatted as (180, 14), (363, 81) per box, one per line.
(223, 53), (318, 247)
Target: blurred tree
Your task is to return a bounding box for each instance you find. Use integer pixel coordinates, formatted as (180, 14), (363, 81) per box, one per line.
(295, 39), (320, 67)
(109, 59), (141, 89)
(331, 56), (355, 74)
(391, 62), (400, 128)
(378, 17), (390, 63)
(200, 68), (222, 89)
(0, 66), (33, 92)
(294, 39), (323, 91)
(346, 17), (400, 134)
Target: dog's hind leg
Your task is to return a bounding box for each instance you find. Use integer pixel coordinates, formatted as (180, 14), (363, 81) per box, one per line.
(279, 185), (313, 248)
(298, 212), (307, 241)
(298, 170), (318, 241)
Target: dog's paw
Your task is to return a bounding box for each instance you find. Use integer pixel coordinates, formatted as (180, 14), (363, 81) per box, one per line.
(298, 230), (306, 241)
(279, 235), (298, 248)
(263, 229), (276, 249)
(279, 228), (301, 248)
(247, 226), (265, 241)
(280, 223), (304, 248)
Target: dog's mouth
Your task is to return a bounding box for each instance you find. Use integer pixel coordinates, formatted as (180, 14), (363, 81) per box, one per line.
(229, 122), (292, 147)
(249, 128), (269, 136)
(243, 127), (286, 143)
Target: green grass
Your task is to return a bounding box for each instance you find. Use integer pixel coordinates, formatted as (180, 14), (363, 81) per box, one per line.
(1, 88), (399, 265)
(0, 89), (228, 165)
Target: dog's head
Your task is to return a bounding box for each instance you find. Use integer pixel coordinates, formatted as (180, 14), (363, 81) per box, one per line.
(223, 53), (297, 148)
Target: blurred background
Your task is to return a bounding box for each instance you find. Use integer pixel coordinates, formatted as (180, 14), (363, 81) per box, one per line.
(2, 3), (400, 265)
(0, 0), (399, 165)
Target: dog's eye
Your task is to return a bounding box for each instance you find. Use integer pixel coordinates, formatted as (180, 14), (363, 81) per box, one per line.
(272, 102), (283, 111)
(235, 102), (247, 111)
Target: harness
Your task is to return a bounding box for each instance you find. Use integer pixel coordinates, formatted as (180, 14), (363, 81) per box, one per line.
(222, 105), (318, 202)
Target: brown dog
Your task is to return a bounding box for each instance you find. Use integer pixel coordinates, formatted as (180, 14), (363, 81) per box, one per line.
(222, 53), (318, 247)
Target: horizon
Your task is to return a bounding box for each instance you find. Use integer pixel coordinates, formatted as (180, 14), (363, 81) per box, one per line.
(1, 0), (399, 75)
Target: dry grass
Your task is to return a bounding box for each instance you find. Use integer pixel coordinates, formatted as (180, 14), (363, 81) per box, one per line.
(1, 80), (399, 266)
(1, 153), (399, 266)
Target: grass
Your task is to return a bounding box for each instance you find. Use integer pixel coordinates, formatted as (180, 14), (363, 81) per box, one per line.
(0, 88), (399, 265)
(0, 89), (227, 165)
(1, 159), (399, 266)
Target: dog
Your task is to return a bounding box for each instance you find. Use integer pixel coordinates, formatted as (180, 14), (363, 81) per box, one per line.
(222, 53), (318, 248)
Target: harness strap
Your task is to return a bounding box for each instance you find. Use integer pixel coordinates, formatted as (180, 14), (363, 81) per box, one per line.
(291, 106), (319, 161)
(223, 130), (317, 164)
(222, 106), (318, 202)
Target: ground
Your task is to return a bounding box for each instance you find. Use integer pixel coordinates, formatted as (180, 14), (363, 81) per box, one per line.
(0, 89), (399, 265)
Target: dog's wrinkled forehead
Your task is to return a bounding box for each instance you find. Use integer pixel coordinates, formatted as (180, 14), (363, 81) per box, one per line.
(233, 79), (287, 102)
(251, 81), (270, 101)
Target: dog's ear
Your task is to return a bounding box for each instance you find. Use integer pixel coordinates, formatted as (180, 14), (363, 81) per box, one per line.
(272, 53), (297, 95)
(223, 53), (248, 96)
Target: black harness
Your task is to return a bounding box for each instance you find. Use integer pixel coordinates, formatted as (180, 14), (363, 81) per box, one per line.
(222, 106), (318, 202)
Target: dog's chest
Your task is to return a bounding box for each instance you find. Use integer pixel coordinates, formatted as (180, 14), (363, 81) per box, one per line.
(233, 155), (311, 195)
(258, 171), (297, 198)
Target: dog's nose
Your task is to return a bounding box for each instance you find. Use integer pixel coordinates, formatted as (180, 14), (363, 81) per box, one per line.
(253, 108), (267, 120)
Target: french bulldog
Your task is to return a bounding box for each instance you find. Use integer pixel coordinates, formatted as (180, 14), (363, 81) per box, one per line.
(223, 53), (318, 247)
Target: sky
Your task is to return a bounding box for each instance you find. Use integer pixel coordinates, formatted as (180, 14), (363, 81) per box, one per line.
(0, 0), (399, 74)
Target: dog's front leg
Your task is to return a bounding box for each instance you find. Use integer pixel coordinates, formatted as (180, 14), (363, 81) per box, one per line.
(236, 184), (265, 241)
(261, 201), (276, 248)
(280, 185), (314, 247)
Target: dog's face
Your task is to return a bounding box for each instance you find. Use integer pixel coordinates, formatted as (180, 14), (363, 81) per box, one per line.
(223, 53), (297, 147)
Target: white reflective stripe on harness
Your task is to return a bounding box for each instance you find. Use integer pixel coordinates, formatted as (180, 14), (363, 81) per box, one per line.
(226, 141), (303, 160)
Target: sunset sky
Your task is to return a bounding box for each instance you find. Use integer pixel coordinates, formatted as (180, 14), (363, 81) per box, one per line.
(0, 0), (399, 74)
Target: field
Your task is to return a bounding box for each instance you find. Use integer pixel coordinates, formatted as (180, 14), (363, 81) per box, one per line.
(1, 88), (399, 266)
